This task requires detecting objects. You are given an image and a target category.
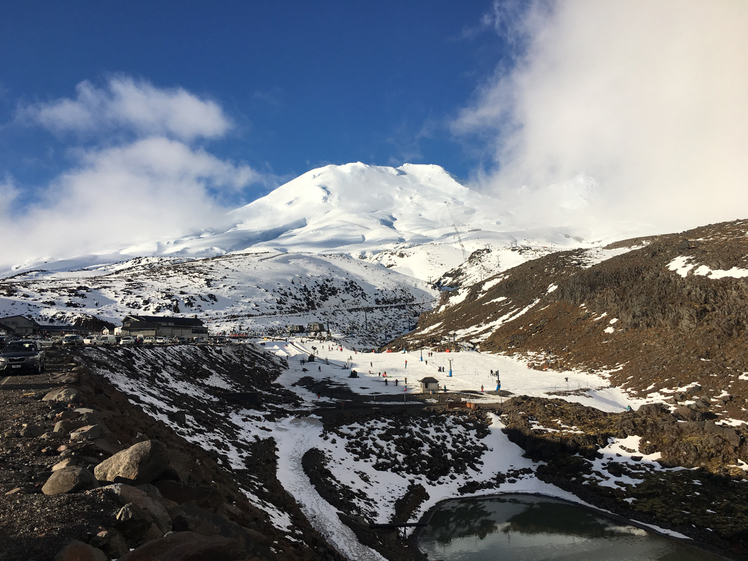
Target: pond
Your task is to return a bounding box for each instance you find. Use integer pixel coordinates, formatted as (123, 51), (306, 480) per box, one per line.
(417, 494), (726, 560)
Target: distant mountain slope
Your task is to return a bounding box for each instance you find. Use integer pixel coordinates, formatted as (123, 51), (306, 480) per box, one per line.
(396, 219), (748, 422)
(0, 250), (434, 346)
(4, 162), (595, 277)
(0, 162), (604, 343)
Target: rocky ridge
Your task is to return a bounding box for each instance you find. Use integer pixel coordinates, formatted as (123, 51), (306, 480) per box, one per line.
(397, 219), (748, 423)
(0, 347), (343, 561)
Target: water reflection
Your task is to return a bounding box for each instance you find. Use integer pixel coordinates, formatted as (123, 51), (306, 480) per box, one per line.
(418, 494), (725, 561)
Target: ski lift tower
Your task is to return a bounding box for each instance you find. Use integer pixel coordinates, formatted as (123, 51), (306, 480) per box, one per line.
(444, 200), (468, 262)
(452, 223), (468, 262)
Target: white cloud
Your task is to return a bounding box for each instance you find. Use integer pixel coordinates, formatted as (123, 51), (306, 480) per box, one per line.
(0, 137), (260, 267)
(1, 77), (278, 270)
(21, 76), (232, 141)
(0, 175), (19, 217)
(456, 0), (748, 235)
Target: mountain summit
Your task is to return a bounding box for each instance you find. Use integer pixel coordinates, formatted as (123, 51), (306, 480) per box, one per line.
(154, 162), (504, 257)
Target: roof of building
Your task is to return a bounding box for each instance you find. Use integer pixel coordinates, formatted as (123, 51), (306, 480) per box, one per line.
(419, 377), (440, 384)
(0, 315), (40, 324)
(122, 315), (204, 326)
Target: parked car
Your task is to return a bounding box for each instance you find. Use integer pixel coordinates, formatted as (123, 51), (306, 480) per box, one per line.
(99, 335), (117, 346)
(0, 339), (45, 373)
(62, 334), (84, 346)
(37, 338), (54, 349)
(155, 336), (167, 345)
(143, 336), (155, 345)
(119, 336), (135, 346)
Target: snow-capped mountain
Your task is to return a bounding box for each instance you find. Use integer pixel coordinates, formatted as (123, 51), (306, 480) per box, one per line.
(0, 162), (608, 342)
(6, 163), (599, 276)
(138, 162), (502, 257)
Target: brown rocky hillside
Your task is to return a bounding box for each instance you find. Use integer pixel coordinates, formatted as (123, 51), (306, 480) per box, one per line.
(395, 219), (748, 422)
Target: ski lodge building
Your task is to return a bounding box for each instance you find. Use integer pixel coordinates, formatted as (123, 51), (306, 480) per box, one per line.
(119, 315), (208, 338)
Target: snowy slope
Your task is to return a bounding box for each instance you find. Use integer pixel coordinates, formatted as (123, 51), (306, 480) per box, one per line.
(0, 162), (621, 345)
(4, 162), (597, 276)
(0, 250), (435, 346)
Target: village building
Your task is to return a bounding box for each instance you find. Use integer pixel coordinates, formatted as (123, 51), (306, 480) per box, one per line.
(419, 376), (440, 393)
(286, 324), (305, 334)
(0, 315), (40, 336)
(120, 315), (208, 338)
(307, 322), (326, 332)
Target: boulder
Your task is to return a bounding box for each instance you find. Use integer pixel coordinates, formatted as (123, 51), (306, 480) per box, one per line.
(54, 541), (107, 561)
(636, 403), (669, 417)
(53, 419), (87, 438)
(94, 440), (170, 484)
(674, 406), (705, 422)
(42, 466), (99, 495)
(704, 421), (742, 448)
(91, 437), (123, 456)
(20, 423), (45, 438)
(42, 387), (82, 404)
(70, 424), (106, 442)
(105, 483), (173, 533)
(51, 457), (81, 472)
(169, 503), (269, 550)
(686, 384), (702, 395)
(116, 502), (164, 543)
(155, 480), (224, 511)
(118, 531), (244, 561)
(89, 529), (129, 560)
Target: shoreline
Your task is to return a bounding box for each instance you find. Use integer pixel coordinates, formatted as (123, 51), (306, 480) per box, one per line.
(410, 491), (739, 561)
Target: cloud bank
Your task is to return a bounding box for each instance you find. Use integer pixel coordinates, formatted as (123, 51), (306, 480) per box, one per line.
(20, 76), (231, 141)
(456, 0), (748, 236)
(2, 77), (270, 270)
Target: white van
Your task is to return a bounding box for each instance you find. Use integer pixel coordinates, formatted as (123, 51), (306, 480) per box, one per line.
(99, 335), (117, 346)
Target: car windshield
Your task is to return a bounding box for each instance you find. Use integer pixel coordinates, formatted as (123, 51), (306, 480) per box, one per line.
(5, 342), (35, 352)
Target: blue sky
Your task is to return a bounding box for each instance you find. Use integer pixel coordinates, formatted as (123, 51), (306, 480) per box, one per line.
(1, 1), (747, 267)
(1, 1), (513, 206)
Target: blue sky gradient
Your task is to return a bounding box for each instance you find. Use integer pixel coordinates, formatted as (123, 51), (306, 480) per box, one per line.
(1, 1), (513, 206)
(2, 0), (747, 267)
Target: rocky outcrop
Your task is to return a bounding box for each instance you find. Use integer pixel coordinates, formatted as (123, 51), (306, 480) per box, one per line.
(53, 541), (107, 561)
(0, 346), (346, 561)
(499, 396), (748, 555)
(117, 531), (245, 561)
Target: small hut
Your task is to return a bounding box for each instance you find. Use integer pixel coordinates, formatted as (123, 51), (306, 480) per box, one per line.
(419, 377), (440, 393)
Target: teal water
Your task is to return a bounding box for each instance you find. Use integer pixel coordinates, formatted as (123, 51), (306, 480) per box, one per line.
(417, 494), (725, 561)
